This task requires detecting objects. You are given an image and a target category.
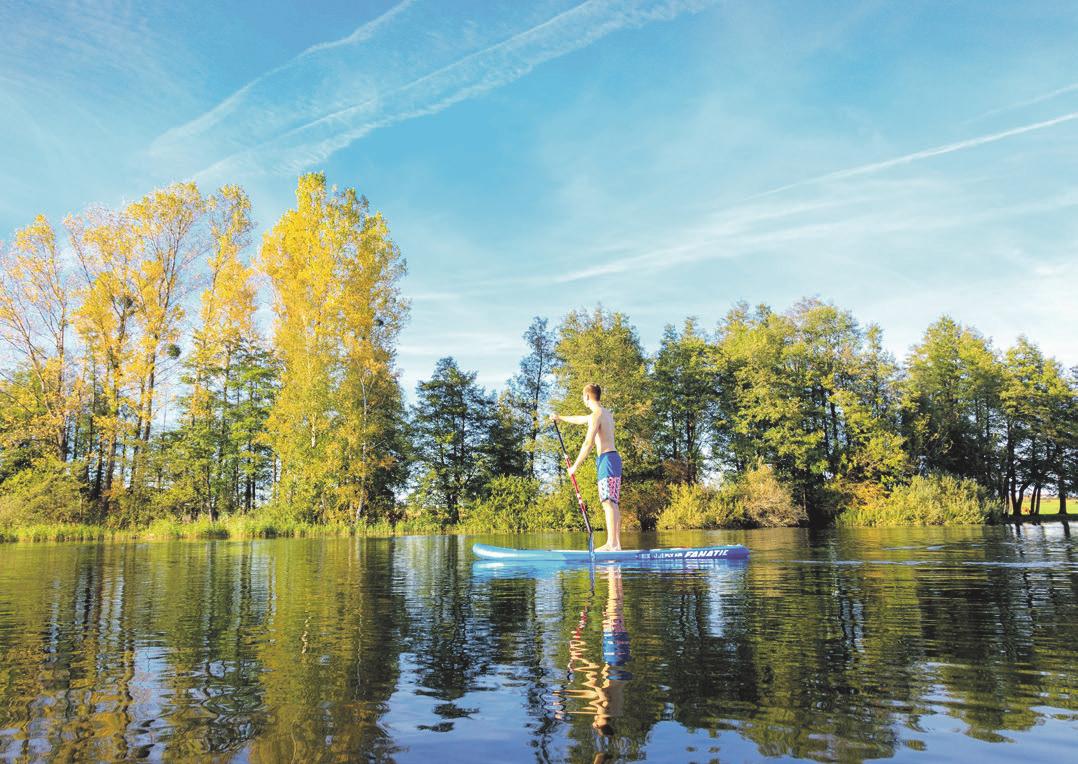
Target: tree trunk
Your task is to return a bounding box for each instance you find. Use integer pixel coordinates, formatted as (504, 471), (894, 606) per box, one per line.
(1059, 472), (1068, 516)
(214, 348), (233, 515)
(829, 398), (839, 473)
(130, 374), (147, 488)
(354, 374), (369, 527)
(1007, 429), (1020, 518)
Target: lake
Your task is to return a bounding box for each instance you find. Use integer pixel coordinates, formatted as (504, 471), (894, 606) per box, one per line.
(0, 526), (1075, 762)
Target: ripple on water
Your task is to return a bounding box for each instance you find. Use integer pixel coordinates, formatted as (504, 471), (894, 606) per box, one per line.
(0, 528), (1074, 762)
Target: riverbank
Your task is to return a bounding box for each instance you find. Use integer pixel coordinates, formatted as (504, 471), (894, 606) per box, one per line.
(2, 505), (1072, 544)
(0, 516), (444, 543)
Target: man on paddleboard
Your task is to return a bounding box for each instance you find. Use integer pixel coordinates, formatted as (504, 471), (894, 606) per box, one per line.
(551, 383), (623, 552)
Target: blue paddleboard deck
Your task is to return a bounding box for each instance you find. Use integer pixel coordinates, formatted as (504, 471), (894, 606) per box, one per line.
(471, 543), (749, 562)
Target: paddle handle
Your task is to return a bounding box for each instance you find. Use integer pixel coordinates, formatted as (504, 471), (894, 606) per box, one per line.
(552, 421), (594, 545)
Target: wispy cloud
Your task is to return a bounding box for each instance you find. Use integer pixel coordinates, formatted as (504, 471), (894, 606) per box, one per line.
(544, 171), (1078, 286)
(753, 110), (1078, 199)
(548, 179), (952, 283)
(968, 81), (1078, 123)
(1, 1), (190, 108)
(149, 0), (717, 181)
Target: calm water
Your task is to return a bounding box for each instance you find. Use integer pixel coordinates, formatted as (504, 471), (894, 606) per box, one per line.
(0, 526), (1075, 763)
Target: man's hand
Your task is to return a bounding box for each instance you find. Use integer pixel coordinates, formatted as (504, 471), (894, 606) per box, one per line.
(568, 463), (578, 476)
(549, 413), (560, 423)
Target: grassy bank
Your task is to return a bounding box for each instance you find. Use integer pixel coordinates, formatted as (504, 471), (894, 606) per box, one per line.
(3, 482), (1072, 544)
(0, 516), (451, 544)
(1017, 496), (1075, 515)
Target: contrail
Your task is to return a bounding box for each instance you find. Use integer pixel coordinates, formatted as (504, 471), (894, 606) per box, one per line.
(753, 110), (1078, 199)
(149, 0), (717, 181)
(970, 81), (1078, 123)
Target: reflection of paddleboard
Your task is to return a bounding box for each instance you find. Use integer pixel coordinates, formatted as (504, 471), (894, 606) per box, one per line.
(471, 543), (749, 562)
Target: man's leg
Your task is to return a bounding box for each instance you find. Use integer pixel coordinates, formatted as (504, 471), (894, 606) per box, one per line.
(601, 499), (621, 551)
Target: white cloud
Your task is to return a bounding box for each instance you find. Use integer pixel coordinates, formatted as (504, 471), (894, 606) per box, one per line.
(149, 0), (718, 182)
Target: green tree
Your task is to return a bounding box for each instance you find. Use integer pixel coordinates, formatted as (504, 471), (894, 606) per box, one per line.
(507, 316), (556, 478)
(651, 317), (717, 483)
(902, 316), (1004, 491)
(552, 307), (655, 477)
(714, 300), (906, 520)
(713, 302), (827, 513)
(411, 357), (497, 523)
(1000, 338), (1075, 516)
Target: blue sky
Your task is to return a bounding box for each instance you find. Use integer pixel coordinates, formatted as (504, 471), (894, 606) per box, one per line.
(2, 0), (1077, 396)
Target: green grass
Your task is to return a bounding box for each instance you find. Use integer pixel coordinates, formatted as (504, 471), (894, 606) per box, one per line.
(0, 516), (461, 544)
(1013, 496), (1077, 516)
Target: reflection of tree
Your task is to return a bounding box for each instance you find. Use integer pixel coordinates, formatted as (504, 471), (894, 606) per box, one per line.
(399, 537), (495, 731)
(150, 540), (272, 756)
(481, 570), (561, 760)
(248, 537), (405, 761)
(912, 528), (1078, 740)
(727, 528), (1078, 759)
(2, 529), (1077, 761)
(735, 550), (907, 760)
(0, 545), (146, 760)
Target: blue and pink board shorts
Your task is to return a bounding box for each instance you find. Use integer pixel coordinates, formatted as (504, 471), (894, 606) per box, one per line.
(597, 450), (623, 504)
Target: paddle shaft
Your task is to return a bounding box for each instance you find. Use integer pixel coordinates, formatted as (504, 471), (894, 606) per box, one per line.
(552, 422), (594, 541)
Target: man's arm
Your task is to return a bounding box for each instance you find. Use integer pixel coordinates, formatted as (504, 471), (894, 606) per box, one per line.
(570, 413), (599, 474)
(552, 414), (590, 425)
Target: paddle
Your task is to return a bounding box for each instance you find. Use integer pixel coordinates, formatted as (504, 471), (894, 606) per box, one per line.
(552, 421), (595, 559)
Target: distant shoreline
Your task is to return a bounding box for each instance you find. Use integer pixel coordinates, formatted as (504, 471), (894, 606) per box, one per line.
(3, 510), (1073, 545)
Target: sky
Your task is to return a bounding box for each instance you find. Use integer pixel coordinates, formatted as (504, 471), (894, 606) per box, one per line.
(2, 0), (1077, 397)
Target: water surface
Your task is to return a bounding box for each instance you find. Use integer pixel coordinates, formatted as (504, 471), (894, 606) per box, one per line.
(1, 526), (1075, 762)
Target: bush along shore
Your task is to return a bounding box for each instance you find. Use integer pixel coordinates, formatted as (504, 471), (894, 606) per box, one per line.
(6, 469), (1061, 545)
(1, 174), (1074, 540)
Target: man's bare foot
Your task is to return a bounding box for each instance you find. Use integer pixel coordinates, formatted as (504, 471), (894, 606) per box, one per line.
(594, 543), (622, 552)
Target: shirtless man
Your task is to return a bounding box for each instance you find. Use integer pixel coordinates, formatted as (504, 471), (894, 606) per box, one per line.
(551, 383), (623, 552)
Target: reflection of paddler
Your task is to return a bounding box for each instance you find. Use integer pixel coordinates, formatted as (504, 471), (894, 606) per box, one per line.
(602, 566), (631, 677)
(592, 566), (630, 737)
(560, 566), (632, 753)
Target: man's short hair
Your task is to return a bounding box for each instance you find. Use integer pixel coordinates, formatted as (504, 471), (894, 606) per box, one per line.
(583, 383), (602, 401)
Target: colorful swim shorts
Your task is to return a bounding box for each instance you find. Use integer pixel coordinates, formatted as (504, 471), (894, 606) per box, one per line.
(596, 450), (623, 504)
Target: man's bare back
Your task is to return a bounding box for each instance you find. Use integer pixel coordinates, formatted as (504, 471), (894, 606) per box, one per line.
(593, 405), (616, 455)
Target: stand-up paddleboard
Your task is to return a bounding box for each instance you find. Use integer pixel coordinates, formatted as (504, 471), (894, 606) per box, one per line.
(472, 543), (749, 563)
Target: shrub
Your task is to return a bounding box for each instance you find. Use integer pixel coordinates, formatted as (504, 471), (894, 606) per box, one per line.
(657, 483), (747, 530)
(460, 476), (541, 532)
(619, 480), (668, 531)
(736, 463), (805, 527)
(838, 473), (1002, 527)
(107, 487), (168, 528)
(531, 484), (593, 531)
(0, 457), (88, 528)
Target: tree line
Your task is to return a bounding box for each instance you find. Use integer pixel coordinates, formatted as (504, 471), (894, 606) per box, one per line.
(0, 175), (1074, 530)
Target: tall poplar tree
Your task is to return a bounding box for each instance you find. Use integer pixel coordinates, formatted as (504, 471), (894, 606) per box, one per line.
(127, 182), (209, 485)
(69, 207), (141, 501)
(171, 186), (260, 519)
(261, 173), (408, 522)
